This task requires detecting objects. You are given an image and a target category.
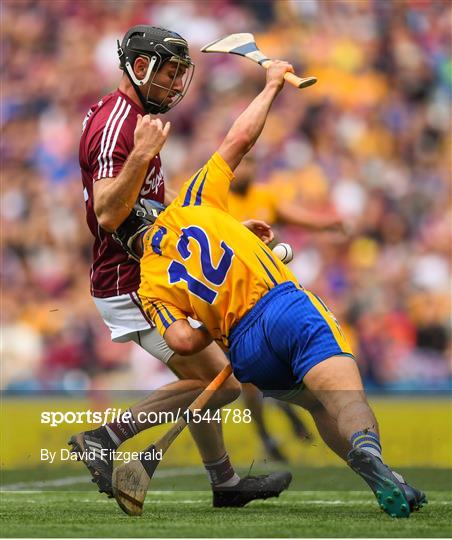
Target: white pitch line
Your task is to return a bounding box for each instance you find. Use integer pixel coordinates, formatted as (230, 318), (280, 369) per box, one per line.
(1, 466), (205, 491)
(2, 496), (451, 506)
(1, 476), (87, 490)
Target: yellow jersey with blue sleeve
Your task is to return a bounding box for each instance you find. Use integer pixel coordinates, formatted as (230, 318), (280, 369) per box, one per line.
(138, 152), (300, 347)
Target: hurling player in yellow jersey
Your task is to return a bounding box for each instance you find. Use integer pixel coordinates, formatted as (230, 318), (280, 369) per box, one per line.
(229, 154), (348, 462)
(130, 61), (425, 518)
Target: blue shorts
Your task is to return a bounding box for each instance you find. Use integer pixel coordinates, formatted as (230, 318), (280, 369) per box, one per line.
(228, 282), (354, 398)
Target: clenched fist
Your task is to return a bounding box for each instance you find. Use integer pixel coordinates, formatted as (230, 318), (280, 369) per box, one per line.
(266, 60), (294, 91)
(134, 114), (171, 160)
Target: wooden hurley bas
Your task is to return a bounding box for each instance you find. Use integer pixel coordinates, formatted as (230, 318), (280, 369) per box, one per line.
(112, 364), (233, 516)
(201, 33), (317, 89)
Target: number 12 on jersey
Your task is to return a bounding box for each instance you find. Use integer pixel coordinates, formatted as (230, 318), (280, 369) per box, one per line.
(168, 226), (234, 304)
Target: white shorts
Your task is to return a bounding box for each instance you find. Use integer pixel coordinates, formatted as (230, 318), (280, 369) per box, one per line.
(92, 292), (202, 364)
(93, 292), (174, 363)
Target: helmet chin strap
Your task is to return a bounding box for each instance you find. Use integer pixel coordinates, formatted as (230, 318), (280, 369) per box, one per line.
(124, 56), (158, 86)
(124, 56), (160, 113)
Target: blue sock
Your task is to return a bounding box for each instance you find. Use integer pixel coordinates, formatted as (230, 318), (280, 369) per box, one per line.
(351, 430), (382, 460)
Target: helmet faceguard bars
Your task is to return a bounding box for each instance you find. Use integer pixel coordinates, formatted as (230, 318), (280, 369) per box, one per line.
(117, 26), (194, 114)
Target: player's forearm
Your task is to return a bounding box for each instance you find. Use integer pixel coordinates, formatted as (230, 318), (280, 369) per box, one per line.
(164, 320), (213, 356)
(277, 203), (343, 231)
(179, 327), (213, 356)
(220, 82), (281, 170)
(93, 148), (151, 232)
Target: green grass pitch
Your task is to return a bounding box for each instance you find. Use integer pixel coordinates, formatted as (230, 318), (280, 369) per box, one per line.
(1, 466), (451, 537)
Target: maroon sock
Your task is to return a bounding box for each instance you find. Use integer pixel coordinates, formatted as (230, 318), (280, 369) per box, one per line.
(105, 408), (139, 446)
(204, 453), (240, 487)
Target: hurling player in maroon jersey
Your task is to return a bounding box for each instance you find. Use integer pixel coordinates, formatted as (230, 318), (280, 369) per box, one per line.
(72, 25), (291, 507)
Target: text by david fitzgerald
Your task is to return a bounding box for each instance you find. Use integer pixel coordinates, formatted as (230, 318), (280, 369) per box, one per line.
(41, 448), (162, 464)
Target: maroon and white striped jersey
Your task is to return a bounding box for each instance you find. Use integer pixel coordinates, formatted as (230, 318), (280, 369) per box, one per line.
(80, 90), (165, 298)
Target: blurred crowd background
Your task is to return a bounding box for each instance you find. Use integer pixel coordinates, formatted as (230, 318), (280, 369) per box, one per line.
(2, 0), (451, 393)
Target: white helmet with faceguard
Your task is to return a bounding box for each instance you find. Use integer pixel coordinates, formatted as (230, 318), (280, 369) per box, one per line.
(117, 25), (194, 114)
